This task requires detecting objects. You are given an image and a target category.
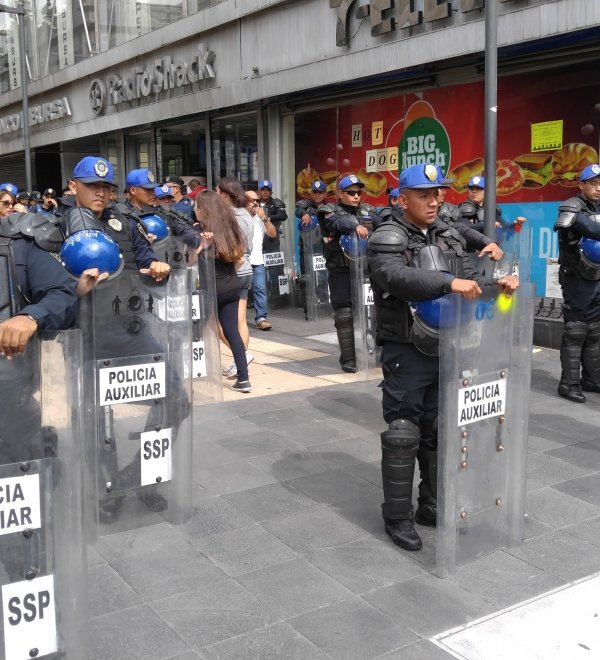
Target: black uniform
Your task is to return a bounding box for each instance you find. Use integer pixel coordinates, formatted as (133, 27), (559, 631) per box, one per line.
(318, 201), (381, 370)
(261, 195), (288, 253)
(367, 208), (494, 541)
(121, 201), (199, 267)
(457, 199), (504, 233)
(554, 194), (600, 400)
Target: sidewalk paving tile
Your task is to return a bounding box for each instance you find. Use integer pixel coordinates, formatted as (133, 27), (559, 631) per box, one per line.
(284, 468), (381, 505)
(90, 605), (189, 660)
(149, 579), (273, 650)
(198, 622), (328, 660)
(190, 525), (299, 577)
(179, 496), (255, 539)
(95, 525), (226, 601)
(194, 459), (278, 496)
(452, 550), (566, 608)
(222, 482), (324, 522)
(363, 573), (495, 637)
(290, 597), (418, 659)
(526, 485), (600, 528)
(377, 640), (456, 659)
(88, 563), (141, 618)
(552, 473), (600, 506)
(236, 557), (354, 619)
(306, 536), (424, 593)
(525, 451), (595, 487)
(547, 440), (600, 470)
(261, 505), (371, 552)
(506, 529), (600, 581)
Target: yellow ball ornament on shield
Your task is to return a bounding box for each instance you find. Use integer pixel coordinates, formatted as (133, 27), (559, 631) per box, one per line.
(496, 291), (514, 314)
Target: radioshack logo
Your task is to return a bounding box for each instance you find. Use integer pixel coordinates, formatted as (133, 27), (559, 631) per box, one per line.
(89, 43), (216, 116)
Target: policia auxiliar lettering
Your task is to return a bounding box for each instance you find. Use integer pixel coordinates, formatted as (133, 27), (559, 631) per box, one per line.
(367, 163), (519, 552)
(554, 163), (600, 403)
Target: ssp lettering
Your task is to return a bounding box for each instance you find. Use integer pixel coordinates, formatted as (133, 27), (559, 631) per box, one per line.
(143, 436), (170, 460)
(7, 590), (51, 626)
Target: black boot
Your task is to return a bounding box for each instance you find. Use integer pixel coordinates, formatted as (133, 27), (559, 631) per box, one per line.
(334, 307), (356, 373)
(381, 419), (422, 551)
(415, 449), (437, 527)
(582, 321), (600, 393)
(558, 321), (587, 403)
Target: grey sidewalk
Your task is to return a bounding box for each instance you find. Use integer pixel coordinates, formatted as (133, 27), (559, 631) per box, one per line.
(88, 306), (600, 660)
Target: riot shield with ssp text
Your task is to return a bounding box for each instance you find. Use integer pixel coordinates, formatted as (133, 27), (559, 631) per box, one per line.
(299, 219), (331, 321)
(436, 283), (535, 578)
(347, 238), (379, 378)
(189, 247), (222, 404)
(80, 269), (193, 536)
(0, 331), (88, 659)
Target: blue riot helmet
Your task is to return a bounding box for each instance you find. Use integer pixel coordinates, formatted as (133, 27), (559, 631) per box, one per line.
(339, 233), (368, 261)
(579, 237), (600, 280)
(410, 296), (460, 357)
(60, 229), (122, 279)
(297, 214), (318, 233)
(139, 212), (170, 246)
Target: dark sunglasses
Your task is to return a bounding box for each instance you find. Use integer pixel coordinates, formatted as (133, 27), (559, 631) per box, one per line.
(344, 190), (362, 197)
(0, 200), (14, 208)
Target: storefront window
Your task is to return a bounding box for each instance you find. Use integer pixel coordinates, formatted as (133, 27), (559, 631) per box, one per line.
(159, 120), (208, 187)
(210, 113), (258, 189)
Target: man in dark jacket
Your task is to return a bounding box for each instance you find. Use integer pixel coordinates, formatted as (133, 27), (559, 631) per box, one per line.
(367, 163), (518, 552)
(554, 163), (600, 403)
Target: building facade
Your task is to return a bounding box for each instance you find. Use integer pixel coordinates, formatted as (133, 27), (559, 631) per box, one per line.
(0, 0), (599, 301)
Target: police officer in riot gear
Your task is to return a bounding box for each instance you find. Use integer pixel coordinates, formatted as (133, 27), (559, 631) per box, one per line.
(367, 164), (518, 551)
(123, 169), (199, 265)
(317, 175), (381, 372)
(554, 163), (600, 403)
(458, 175), (526, 234)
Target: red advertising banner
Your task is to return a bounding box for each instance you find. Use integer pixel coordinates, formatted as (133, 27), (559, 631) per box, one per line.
(295, 68), (599, 206)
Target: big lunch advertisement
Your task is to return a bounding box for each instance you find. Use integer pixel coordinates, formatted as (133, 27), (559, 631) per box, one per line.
(294, 68), (600, 296)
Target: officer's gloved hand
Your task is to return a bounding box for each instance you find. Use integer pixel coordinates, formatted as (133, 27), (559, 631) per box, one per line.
(60, 207), (105, 238)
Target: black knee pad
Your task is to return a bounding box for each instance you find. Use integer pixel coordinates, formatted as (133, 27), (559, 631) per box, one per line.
(381, 419), (420, 458)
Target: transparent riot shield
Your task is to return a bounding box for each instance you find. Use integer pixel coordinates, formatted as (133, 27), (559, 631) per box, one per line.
(299, 219), (331, 321)
(188, 245), (222, 404)
(0, 331), (88, 659)
(80, 269), (193, 536)
(495, 224), (532, 283)
(347, 238), (379, 378)
(264, 246), (290, 309)
(436, 283), (535, 578)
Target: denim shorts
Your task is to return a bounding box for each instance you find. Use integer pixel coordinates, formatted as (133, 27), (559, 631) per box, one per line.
(238, 274), (252, 300)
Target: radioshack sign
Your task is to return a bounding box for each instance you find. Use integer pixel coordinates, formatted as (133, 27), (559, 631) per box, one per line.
(90, 42), (215, 116)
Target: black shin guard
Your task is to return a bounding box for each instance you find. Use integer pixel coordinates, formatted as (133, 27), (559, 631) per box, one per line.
(381, 419), (420, 521)
(334, 307), (356, 371)
(415, 449), (438, 526)
(582, 321), (600, 391)
(559, 321), (587, 386)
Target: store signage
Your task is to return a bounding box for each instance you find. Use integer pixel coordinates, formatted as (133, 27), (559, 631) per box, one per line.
(330, 0), (550, 47)
(0, 97), (72, 135)
(89, 43), (216, 117)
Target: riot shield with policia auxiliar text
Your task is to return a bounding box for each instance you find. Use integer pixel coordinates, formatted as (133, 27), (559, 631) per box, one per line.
(0, 330), (88, 659)
(436, 283), (535, 578)
(80, 268), (193, 537)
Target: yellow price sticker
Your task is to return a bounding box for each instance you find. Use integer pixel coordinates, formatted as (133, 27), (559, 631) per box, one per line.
(531, 120), (563, 153)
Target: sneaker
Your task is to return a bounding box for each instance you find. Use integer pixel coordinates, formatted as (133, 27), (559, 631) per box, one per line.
(256, 319), (272, 330)
(222, 362), (237, 378)
(231, 379), (252, 393)
(246, 352), (255, 365)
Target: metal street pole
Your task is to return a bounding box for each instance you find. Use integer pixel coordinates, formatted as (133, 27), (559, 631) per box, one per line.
(483, 0), (498, 240)
(0, 3), (31, 191)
